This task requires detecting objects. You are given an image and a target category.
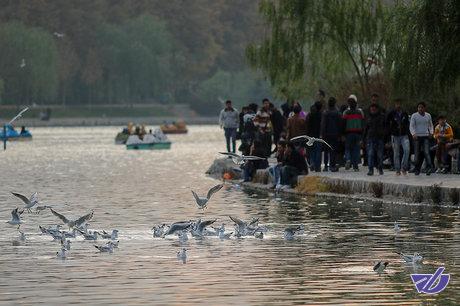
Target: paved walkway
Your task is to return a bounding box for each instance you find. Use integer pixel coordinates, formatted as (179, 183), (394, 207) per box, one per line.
(306, 168), (460, 188)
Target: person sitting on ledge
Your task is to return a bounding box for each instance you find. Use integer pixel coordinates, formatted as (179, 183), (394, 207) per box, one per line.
(279, 141), (309, 188)
(268, 139), (287, 188)
(243, 139), (269, 182)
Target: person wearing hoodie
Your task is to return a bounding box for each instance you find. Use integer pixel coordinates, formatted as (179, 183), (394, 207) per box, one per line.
(364, 103), (386, 175)
(342, 94), (364, 171)
(321, 97), (342, 172)
(219, 100), (239, 153)
(306, 96), (324, 172)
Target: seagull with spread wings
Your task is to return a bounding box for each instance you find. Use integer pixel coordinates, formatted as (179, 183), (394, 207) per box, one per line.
(191, 184), (223, 209)
(50, 208), (93, 230)
(11, 191), (38, 212)
(290, 135), (333, 150)
(219, 152), (266, 165)
(7, 208), (23, 228)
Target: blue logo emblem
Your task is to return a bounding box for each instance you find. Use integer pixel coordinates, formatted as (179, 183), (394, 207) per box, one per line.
(411, 267), (450, 294)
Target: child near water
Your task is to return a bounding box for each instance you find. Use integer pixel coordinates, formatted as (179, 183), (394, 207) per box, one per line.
(434, 115), (454, 173)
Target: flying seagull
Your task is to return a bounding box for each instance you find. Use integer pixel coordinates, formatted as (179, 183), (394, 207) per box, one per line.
(7, 208), (23, 228)
(163, 221), (192, 237)
(397, 252), (423, 264)
(373, 261), (389, 273)
(191, 184), (223, 209)
(290, 135), (333, 150)
(11, 192), (38, 212)
(53, 32), (65, 38)
(192, 219), (216, 237)
(9, 107), (29, 125)
(219, 152), (266, 165)
(20, 58), (26, 69)
(50, 208), (93, 230)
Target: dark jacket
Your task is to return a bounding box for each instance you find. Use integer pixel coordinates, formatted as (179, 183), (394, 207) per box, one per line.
(386, 109), (410, 137)
(281, 102), (293, 118)
(364, 110), (386, 139)
(307, 102), (322, 138)
(270, 108), (284, 134)
(321, 107), (342, 138)
(284, 148), (308, 173)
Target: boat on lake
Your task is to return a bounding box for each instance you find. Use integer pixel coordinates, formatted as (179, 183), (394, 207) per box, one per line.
(160, 120), (188, 134)
(0, 125), (32, 141)
(126, 129), (171, 150)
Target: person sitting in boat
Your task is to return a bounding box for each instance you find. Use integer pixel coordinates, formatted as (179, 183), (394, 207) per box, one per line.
(20, 126), (26, 134)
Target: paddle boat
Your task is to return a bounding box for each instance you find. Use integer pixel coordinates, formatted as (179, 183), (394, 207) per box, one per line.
(0, 125), (32, 141)
(126, 129), (171, 150)
(160, 120), (188, 134)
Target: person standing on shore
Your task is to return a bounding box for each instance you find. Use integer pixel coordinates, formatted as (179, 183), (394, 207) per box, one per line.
(343, 95), (364, 171)
(410, 102), (434, 175)
(386, 99), (411, 175)
(434, 114), (454, 173)
(219, 100), (239, 153)
(363, 103), (386, 175)
(321, 97), (342, 172)
(253, 99), (273, 157)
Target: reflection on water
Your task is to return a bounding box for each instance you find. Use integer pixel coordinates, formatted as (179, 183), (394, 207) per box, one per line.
(0, 126), (458, 305)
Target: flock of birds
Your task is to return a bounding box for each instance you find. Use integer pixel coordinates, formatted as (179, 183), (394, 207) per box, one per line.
(6, 191), (119, 259)
(5, 140), (425, 272)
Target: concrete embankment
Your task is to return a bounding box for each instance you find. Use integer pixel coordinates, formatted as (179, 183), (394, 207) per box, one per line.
(207, 158), (460, 207)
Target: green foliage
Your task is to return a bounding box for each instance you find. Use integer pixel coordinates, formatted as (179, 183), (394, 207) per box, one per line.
(0, 1), (267, 114)
(0, 22), (58, 104)
(247, 0), (390, 101)
(194, 69), (271, 115)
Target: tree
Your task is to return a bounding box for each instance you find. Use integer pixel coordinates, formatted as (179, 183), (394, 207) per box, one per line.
(0, 22), (58, 104)
(247, 0), (391, 101)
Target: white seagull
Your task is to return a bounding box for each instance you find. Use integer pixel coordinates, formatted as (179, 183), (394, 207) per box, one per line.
(56, 247), (67, 259)
(50, 208), (93, 230)
(283, 225), (304, 240)
(53, 32), (65, 38)
(20, 58), (26, 68)
(100, 229), (118, 240)
(95, 244), (114, 253)
(11, 191), (39, 212)
(290, 135), (333, 150)
(373, 261), (389, 273)
(191, 184), (223, 209)
(107, 240), (119, 248)
(163, 221), (192, 237)
(218, 227), (232, 240)
(219, 152), (266, 165)
(152, 224), (166, 237)
(397, 252), (423, 264)
(177, 248), (187, 262)
(7, 208), (23, 227)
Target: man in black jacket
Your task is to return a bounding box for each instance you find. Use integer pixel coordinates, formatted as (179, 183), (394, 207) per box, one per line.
(321, 97), (342, 172)
(280, 142), (308, 187)
(307, 99), (323, 172)
(269, 102), (284, 147)
(386, 99), (411, 175)
(364, 103), (386, 175)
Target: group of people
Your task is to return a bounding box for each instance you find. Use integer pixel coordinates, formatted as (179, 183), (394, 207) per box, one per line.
(219, 91), (459, 187)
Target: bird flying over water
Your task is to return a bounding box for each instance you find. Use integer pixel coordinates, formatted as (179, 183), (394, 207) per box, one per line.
(9, 107), (29, 124)
(7, 208), (23, 227)
(290, 135), (333, 150)
(20, 58), (26, 68)
(191, 184), (223, 209)
(219, 152), (266, 165)
(11, 191), (39, 212)
(163, 221), (192, 237)
(397, 252), (423, 264)
(53, 32), (64, 38)
(50, 208), (93, 230)
(373, 261), (389, 273)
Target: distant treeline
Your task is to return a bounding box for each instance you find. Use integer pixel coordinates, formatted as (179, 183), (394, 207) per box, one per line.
(0, 0), (270, 115)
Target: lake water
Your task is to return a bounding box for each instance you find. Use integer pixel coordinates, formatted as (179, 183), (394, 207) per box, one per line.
(0, 126), (458, 305)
